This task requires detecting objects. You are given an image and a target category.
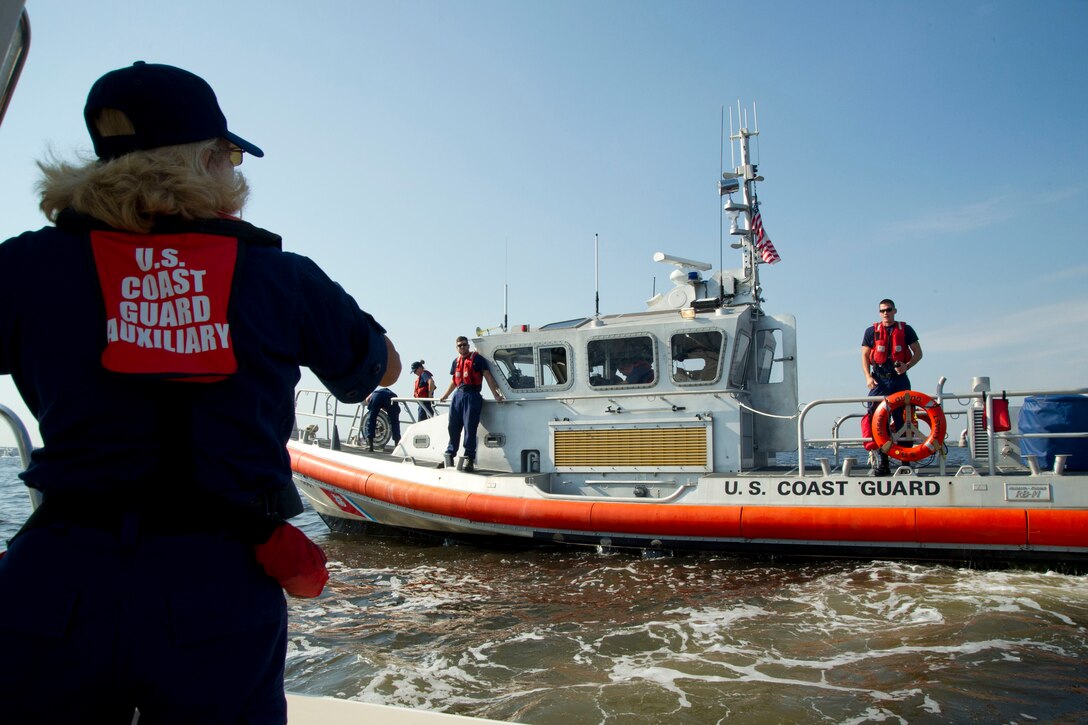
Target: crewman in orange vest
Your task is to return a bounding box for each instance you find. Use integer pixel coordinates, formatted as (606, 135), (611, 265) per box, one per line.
(437, 336), (504, 472)
(411, 360), (437, 420)
(861, 298), (923, 475)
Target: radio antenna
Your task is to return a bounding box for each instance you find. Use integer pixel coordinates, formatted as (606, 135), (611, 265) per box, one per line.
(593, 232), (601, 321)
(719, 105), (725, 299)
(503, 238), (509, 332)
(729, 105), (736, 169)
(753, 101), (761, 164)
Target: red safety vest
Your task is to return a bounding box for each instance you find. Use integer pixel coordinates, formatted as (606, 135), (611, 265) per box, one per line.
(413, 369), (432, 398)
(453, 353), (483, 387)
(870, 321), (912, 365)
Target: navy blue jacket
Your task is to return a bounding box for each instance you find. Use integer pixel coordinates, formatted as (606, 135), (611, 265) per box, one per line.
(0, 212), (387, 515)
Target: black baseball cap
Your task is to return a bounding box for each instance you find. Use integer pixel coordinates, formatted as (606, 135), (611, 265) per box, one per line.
(84, 61), (263, 160)
(411, 361), (422, 372)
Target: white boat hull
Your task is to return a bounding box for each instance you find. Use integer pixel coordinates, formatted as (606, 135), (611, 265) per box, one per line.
(290, 441), (1088, 565)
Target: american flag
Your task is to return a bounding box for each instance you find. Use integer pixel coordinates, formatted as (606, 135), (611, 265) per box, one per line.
(750, 204), (781, 264)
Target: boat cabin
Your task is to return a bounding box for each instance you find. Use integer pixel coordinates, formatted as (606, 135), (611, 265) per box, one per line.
(399, 255), (798, 480)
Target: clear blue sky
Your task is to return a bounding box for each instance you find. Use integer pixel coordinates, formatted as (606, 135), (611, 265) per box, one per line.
(2, 0), (1086, 445)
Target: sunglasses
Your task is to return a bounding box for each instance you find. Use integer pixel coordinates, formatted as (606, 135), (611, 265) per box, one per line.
(456, 342), (469, 348)
(878, 308), (895, 314)
(216, 146), (244, 167)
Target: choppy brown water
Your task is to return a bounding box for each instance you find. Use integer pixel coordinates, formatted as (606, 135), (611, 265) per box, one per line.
(3, 456), (1087, 723)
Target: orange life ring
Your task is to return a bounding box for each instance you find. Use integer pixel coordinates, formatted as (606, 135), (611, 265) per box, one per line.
(871, 390), (947, 462)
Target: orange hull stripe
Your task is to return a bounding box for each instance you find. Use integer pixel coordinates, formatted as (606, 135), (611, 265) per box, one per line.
(590, 504), (742, 537)
(916, 508), (1026, 545)
(742, 506), (918, 541)
(471, 495), (593, 529)
(290, 452), (1088, 547)
(1028, 509), (1088, 547)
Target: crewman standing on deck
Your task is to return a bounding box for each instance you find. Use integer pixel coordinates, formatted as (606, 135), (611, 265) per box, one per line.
(861, 298), (922, 475)
(411, 360), (437, 420)
(438, 335), (503, 472)
(0, 61), (399, 724)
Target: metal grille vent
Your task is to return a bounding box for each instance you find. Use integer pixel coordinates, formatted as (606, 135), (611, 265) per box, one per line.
(553, 426), (708, 469)
(970, 409), (989, 462)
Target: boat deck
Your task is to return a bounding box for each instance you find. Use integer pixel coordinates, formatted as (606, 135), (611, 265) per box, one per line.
(313, 439), (1057, 480)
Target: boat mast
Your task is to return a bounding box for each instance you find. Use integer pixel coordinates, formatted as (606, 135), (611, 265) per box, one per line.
(722, 103), (762, 312)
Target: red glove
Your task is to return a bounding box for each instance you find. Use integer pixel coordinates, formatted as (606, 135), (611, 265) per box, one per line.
(254, 522), (329, 598)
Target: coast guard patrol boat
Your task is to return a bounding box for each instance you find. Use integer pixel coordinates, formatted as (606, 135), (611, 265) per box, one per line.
(290, 115), (1088, 565)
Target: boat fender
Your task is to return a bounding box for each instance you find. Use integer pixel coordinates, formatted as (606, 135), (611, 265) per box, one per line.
(871, 390), (947, 463)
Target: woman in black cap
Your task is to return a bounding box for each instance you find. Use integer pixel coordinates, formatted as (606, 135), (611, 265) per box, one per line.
(0, 62), (400, 724)
(411, 359), (437, 420)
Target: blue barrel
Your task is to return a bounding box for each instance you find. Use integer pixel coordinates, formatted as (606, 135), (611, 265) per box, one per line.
(1018, 395), (1088, 471)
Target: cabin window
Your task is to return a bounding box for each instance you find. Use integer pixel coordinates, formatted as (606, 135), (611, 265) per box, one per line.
(588, 335), (656, 387)
(491, 344), (573, 390)
(671, 330), (724, 384)
(729, 330), (752, 389)
(755, 328), (784, 384)
(540, 345), (569, 386)
(493, 346), (536, 389)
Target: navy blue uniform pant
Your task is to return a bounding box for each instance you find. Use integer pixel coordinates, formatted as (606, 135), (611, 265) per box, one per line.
(446, 387), (483, 461)
(365, 398), (401, 444)
(0, 521), (287, 724)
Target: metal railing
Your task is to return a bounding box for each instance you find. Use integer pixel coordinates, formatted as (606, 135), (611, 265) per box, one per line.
(293, 389), (428, 448)
(1, 403), (40, 509)
(797, 380), (1088, 477)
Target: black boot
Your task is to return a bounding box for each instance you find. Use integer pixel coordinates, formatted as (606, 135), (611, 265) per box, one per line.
(462, 458), (475, 473)
(874, 453), (891, 476)
(366, 438), (374, 452)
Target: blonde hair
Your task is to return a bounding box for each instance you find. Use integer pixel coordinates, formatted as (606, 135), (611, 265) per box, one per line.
(37, 109), (250, 233)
